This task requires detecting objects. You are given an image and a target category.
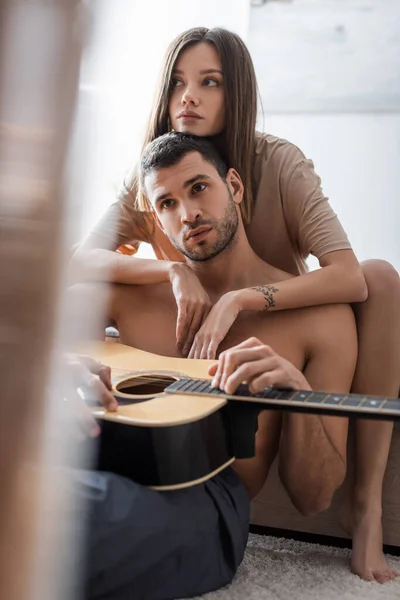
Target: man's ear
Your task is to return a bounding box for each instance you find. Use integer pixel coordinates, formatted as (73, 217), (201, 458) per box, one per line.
(225, 168), (244, 205)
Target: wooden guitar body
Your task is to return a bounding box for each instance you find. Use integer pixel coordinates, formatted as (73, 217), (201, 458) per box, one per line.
(81, 342), (237, 490)
(79, 341), (400, 491)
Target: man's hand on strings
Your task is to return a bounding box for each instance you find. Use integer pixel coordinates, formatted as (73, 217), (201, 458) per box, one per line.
(208, 337), (311, 394)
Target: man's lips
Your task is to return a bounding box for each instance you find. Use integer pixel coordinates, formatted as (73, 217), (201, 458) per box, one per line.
(185, 226), (212, 241)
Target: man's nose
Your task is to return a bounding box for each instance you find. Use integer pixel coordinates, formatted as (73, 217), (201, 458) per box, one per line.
(181, 203), (202, 225)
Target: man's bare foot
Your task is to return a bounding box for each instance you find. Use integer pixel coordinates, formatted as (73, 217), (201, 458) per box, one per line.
(350, 506), (399, 584)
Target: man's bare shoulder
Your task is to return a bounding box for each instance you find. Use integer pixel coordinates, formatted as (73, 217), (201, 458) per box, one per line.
(112, 281), (175, 310)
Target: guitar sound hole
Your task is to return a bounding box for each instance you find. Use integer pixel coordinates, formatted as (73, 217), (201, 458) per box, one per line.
(115, 375), (177, 402)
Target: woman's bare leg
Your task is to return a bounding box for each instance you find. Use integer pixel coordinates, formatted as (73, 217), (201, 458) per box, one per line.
(350, 259), (400, 583)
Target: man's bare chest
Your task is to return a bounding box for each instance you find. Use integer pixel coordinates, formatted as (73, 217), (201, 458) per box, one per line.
(117, 298), (306, 373)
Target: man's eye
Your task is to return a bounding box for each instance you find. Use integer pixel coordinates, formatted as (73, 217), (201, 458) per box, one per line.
(192, 183), (206, 194)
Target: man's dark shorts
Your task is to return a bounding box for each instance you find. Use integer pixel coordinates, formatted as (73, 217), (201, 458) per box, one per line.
(72, 467), (249, 600)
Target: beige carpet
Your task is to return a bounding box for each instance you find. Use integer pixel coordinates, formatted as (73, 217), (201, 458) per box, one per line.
(195, 534), (400, 600)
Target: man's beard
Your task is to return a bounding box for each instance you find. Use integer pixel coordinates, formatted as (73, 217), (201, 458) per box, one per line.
(171, 190), (239, 262)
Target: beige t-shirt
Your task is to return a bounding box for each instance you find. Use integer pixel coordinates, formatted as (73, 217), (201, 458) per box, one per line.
(93, 132), (351, 276)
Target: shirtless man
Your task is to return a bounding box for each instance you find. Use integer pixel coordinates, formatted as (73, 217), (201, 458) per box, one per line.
(87, 131), (357, 513)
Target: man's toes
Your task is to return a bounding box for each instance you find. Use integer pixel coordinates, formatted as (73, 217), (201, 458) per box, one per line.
(392, 569), (400, 578)
(387, 568), (400, 580)
(374, 567), (398, 584)
(374, 571), (392, 584)
(351, 565), (374, 582)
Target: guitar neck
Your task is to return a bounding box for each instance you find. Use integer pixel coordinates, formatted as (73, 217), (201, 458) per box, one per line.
(165, 379), (400, 421)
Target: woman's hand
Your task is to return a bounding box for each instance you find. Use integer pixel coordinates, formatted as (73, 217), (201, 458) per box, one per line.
(169, 263), (212, 356)
(208, 337), (311, 394)
(188, 291), (243, 360)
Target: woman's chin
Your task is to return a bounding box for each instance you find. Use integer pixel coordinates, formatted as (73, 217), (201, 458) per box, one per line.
(174, 123), (216, 137)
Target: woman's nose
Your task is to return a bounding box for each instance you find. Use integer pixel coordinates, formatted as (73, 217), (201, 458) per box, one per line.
(181, 85), (200, 107)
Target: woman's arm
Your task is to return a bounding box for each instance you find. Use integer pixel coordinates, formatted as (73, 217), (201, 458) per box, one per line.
(256, 143), (369, 311)
(239, 249), (368, 312)
(69, 202), (213, 348)
(187, 250), (366, 359)
(69, 200), (176, 285)
(71, 240), (174, 285)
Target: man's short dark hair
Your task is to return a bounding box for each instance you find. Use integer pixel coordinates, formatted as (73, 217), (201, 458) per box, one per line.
(140, 132), (228, 191)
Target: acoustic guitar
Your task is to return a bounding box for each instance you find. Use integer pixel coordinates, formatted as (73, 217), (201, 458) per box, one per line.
(80, 341), (400, 492)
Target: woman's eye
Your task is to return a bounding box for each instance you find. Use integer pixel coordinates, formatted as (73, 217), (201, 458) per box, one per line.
(192, 183), (206, 194)
(203, 78), (219, 87)
(171, 78), (183, 88)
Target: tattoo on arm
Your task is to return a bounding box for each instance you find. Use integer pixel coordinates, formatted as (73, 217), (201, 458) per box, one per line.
(251, 285), (279, 311)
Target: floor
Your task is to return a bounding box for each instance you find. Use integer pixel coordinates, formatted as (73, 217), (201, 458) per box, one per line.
(192, 533), (400, 600)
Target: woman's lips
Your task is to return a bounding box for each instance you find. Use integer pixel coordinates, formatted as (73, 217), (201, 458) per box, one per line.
(179, 115), (202, 123)
(177, 111), (203, 121)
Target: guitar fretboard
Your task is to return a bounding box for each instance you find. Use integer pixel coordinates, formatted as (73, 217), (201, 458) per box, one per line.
(165, 379), (400, 420)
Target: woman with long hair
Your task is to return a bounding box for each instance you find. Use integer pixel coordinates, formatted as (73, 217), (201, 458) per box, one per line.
(72, 27), (400, 584)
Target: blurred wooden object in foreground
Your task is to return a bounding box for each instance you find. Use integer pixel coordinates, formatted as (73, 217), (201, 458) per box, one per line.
(0, 1), (83, 598)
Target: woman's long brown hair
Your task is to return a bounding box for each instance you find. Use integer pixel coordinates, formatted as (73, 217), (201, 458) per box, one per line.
(123, 27), (258, 227)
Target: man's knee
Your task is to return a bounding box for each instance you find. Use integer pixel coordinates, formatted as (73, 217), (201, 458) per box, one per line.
(361, 259), (400, 299)
(279, 457), (346, 518)
(291, 480), (343, 518)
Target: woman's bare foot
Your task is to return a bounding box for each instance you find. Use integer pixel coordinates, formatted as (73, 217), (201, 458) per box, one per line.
(349, 505), (399, 583)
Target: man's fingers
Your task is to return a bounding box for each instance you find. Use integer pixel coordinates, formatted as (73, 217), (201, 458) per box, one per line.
(208, 363), (218, 376)
(211, 352), (226, 389)
(210, 340), (271, 390)
(218, 346), (268, 390)
(224, 358), (277, 394)
(95, 378), (118, 412)
(66, 388), (101, 439)
(247, 372), (278, 394)
(98, 364), (112, 391)
(74, 355), (113, 391)
(78, 354), (105, 375)
(224, 361), (265, 394)
(72, 362), (117, 411)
